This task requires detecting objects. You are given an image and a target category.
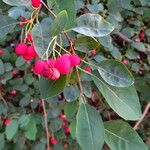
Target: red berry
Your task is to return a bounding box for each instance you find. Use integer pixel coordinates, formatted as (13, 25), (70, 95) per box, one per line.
(15, 43), (27, 55)
(0, 49), (4, 54)
(69, 54), (81, 67)
(51, 137), (57, 145)
(12, 70), (17, 75)
(10, 90), (17, 95)
(61, 121), (66, 127)
(60, 114), (67, 121)
(49, 68), (60, 80)
(27, 46), (37, 57)
(23, 55), (33, 60)
(4, 118), (11, 126)
(135, 38), (141, 43)
(34, 60), (46, 75)
(64, 127), (70, 134)
(55, 56), (71, 75)
(26, 33), (33, 43)
(31, 0), (41, 8)
(122, 59), (129, 65)
(89, 49), (96, 55)
(139, 33), (145, 38)
(47, 58), (55, 68)
(85, 67), (92, 73)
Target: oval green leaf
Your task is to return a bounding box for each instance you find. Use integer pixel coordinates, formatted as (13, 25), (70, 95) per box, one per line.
(73, 13), (114, 37)
(92, 72), (142, 120)
(98, 60), (134, 87)
(76, 103), (104, 150)
(2, 0), (31, 7)
(104, 120), (148, 150)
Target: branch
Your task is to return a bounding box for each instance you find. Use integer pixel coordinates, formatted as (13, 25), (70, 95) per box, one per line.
(41, 100), (51, 150)
(134, 102), (150, 130)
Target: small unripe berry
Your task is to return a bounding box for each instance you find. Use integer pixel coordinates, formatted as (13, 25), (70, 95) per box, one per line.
(15, 43), (27, 55)
(4, 118), (11, 126)
(69, 54), (81, 67)
(135, 38), (141, 43)
(55, 56), (71, 74)
(85, 67), (92, 73)
(10, 90), (17, 95)
(122, 59), (129, 65)
(89, 49), (96, 55)
(51, 137), (57, 145)
(64, 127), (70, 134)
(27, 46), (37, 57)
(0, 49), (4, 54)
(34, 60), (46, 75)
(31, 0), (41, 8)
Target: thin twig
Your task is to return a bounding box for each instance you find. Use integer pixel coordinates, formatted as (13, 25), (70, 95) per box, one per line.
(134, 102), (150, 130)
(41, 100), (51, 150)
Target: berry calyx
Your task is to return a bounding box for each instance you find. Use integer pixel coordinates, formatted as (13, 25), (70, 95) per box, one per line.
(4, 118), (11, 126)
(55, 55), (71, 75)
(31, 0), (41, 8)
(51, 137), (57, 145)
(69, 54), (81, 67)
(15, 43), (27, 55)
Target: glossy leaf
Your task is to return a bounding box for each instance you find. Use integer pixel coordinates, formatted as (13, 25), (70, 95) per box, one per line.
(2, 0), (31, 7)
(32, 20), (52, 58)
(104, 120), (148, 150)
(74, 36), (100, 52)
(76, 103), (104, 150)
(0, 15), (16, 39)
(50, 10), (68, 36)
(0, 59), (4, 75)
(63, 85), (79, 102)
(92, 72), (142, 120)
(73, 13), (114, 37)
(98, 60), (134, 87)
(39, 76), (67, 99)
(6, 120), (18, 140)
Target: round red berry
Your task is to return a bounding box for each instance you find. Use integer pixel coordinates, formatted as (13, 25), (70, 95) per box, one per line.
(0, 49), (4, 54)
(34, 60), (46, 75)
(10, 90), (17, 95)
(4, 118), (11, 126)
(122, 59), (129, 65)
(31, 0), (41, 8)
(49, 68), (60, 80)
(55, 56), (71, 75)
(60, 114), (67, 121)
(89, 49), (96, 55)
(51, 137), (57, 145)
(26, 46), (37, 57)
(85, 67), (92, 73)
(64, 127), (70, 134)
(15, 43), (27, 55)
(69, 54), (81, 67)
(135, 38), (141, 43)
(23, 55), (33, 60)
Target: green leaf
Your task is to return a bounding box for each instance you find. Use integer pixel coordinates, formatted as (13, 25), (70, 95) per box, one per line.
(73, 13), (114, 37)
(70, 118), (76, 139)
(24, 120), (37, 141)
(2, 0), (31, 7)
(19, 115), (30, 128)
(0, 134), (5, 149)
(76, 103), (104, 150)
(131, 42), (145, 52)
(15, 56), (26, 67)
(98, 60), (134, 87)
(63, 85), (79, 102)
(92, 72), (142, 120)
(74, 36), (100, 52)
(39, 76), (67, 99)
(50, 10), (68, 37)
(104, 120), (148, 150)
(6, 120), (18, 140)
(0, 59), (4, 75)
(32, 21), (52, 58)
(0, 15), (16, 39)
(48, 0), (76, 29)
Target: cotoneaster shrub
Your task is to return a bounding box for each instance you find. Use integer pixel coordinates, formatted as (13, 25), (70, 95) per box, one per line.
(0, 0), (150, 150)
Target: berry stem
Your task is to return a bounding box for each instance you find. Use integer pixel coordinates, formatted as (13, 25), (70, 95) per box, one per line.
(41, 99), (51, 150)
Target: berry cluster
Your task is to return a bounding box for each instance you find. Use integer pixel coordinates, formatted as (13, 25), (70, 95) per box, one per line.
(15, 43), (37, 60)
(33, 54), (81, 80)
